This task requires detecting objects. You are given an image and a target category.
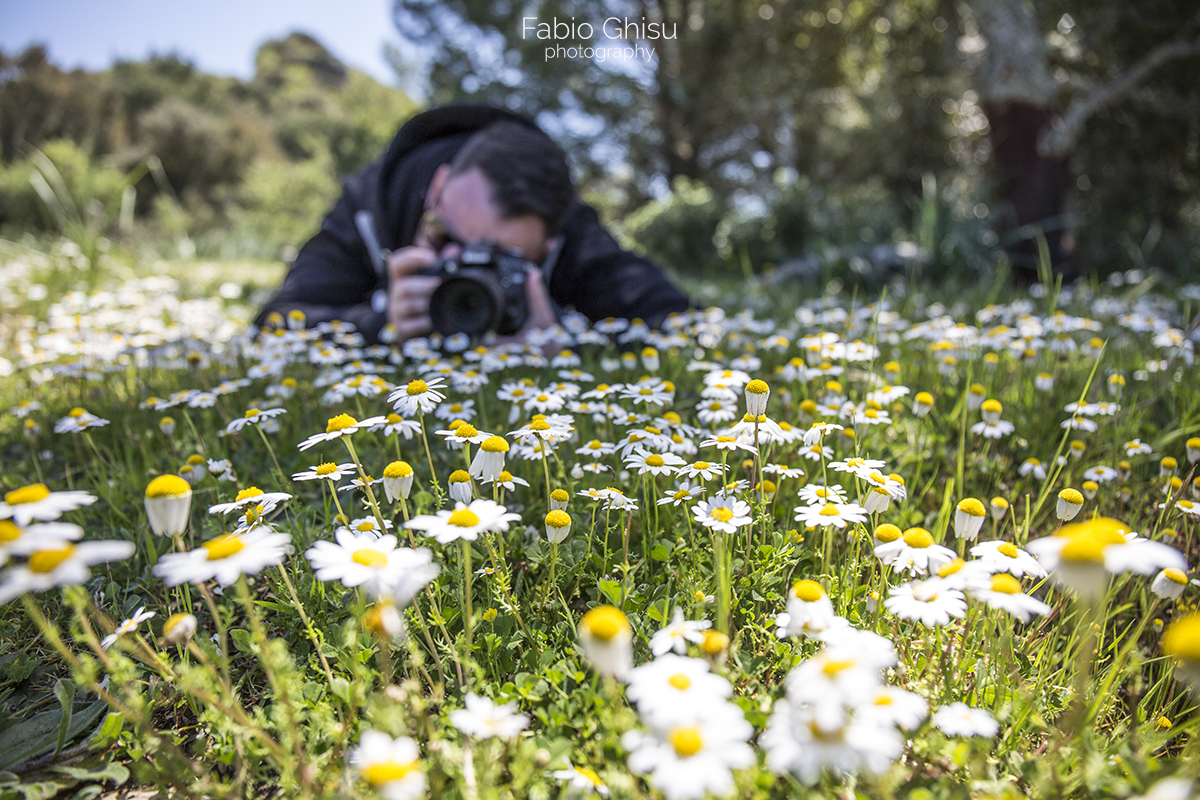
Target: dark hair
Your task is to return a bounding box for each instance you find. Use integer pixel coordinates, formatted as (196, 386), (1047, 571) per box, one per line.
(448, 120), (575, 235)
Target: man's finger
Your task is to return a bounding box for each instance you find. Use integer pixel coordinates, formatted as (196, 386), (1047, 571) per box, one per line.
(524, 267), (557, 330)
(386, 246), (437, 281)
(395, 316), (432, 340)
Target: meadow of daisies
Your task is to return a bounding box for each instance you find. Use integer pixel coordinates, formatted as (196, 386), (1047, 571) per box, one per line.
(1, 261), (1199, 800)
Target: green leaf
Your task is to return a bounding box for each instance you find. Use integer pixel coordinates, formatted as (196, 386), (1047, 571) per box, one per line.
(52, 681), (74, 757)
(0, 692), (108, 770)
(51, 763), (129, 784)
(650, 545), (669, 561)
(598, 579), (622, 606)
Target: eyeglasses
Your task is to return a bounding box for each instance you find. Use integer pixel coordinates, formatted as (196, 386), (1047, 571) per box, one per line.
(418, 209), (467, 253)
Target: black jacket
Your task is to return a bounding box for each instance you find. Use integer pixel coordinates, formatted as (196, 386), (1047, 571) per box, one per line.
(255, 104), (689, 343)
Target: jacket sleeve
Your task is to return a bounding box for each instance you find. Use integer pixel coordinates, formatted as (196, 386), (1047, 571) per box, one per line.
(254, 168), (388, 342)
(550, 203), (690, 329)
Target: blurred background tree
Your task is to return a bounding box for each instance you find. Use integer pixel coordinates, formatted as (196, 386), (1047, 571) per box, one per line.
(0, 33), (417, 259)
(394, 0), (1200, 281)
(1, 4), (1197, 282)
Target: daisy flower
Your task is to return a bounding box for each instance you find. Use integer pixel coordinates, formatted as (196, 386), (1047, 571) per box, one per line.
(1151, 568), (1190, 600)
(762, 696), (903, 785)
(626, 448), (685, 477)
(885, 579), (967, 626)
(797, 484), (847, 505)
(1018, 458), (1047, 480)
(658, 482), (704, 507)
(405, 499), (520, 544)
(154, 527), (289, 585)
(370, 414), (422, 440)
(0, 484), (96, 525)
(509, 416), (575, 446)
(551, 762), (609, 796)
(579, 605), (634, 678)
(482, 470), (530, 492)
(968, 573), (1051, 622)
(576, 439), (616, 459)
(858, 686), (929, 731)
(101, 607), (156, 649)
(350, 730), (424, 800)
(829, 456), (887, 479)
(435, 422), (490, 447)
(970, 540), (1046, 578)
(599, 488), (639, 512)
(874, 527), (956, 575)
(692, 497), (752, 534)
(53, 407), (110, 434)
(649, 608), (713, 656)
(802, 422), (843, 447)
(434, 399), (477, 422)
(625, 654), (734, 729)
(931, 702), (999, 737)
(292, 462), (356, 482)
(1027, 517), (1186, 597)
(697, 433), (756, 454)
(388, 377), (446, 417)
(622, 703), (754, 800)
(449, 693), (530, 739)
(793, 502), (868, 531)
(144, 475), (193, 538)
(0, 520), (84, 566)
(0, 540), (136, 605)
(1125, 439), (1152, 457)
(208, 488), (292, 516)
(953, 498), (987, 541)
(224, 406), (286, 435)
(775, 579), (842, 639)
(764, 463), (805, 480)
(297, 413), (388, 451)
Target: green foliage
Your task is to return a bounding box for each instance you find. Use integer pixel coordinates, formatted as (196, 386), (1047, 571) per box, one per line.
(0, 34), (417, 253)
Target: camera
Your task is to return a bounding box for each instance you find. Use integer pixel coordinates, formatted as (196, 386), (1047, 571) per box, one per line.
(420, 243), (533, 338)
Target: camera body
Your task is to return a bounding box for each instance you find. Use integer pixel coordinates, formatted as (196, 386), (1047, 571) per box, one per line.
(419, 243), (533, 338)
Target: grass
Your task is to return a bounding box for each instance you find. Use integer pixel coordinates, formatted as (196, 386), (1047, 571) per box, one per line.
(0, 237), (1198, 800)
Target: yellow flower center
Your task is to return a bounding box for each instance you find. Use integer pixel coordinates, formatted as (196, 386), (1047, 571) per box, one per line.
(406, 380), (428, 396)
(957, 498), (986, 517)
(990, 574), (1022, 594)
(363, 760), (417, 785)
(449, 470), (471, 484)
(481, 436), (509, 453)
(6, 484), (51, 505)
(646, 455), (665, 467)
(938, 558), (965, 577)
(792, 579), (825, 603)
(29, 546), (75, 573)
(668, 673), (692, 690)
(530, 419), (551, 431)
(316, 463), (339, 476)
(384, 461), (414, 478)
(546, 510), (571, 528)
(352, 549), (387, 568)
(245, 408), (261, 418)
(1163, 568), (1187, 585)
(235, 487), (265, 502)
(146, 474), (192, 498)
(448, 509), (480, 528)
(326, 413), (358, 433)
(497, 471), (514, 483)
(875, 524), (901, 542)
(711, 508), (734, 523)
(580, 605), (630, 641)
(902, 528), (933, 548)
(668, 726), (703, 758)
(997, 542), (1020, 559)
(1059, 489), (1084, 505)
(0, 520), (20, 543)
(203, 534), (245, 561)
(69, 408), (85, 418)
(1163, 613), (1200, 662)
(818, 504), (841, 517)
(822, 659), (855, 676)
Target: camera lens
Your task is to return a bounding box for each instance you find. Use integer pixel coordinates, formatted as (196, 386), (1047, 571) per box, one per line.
(429, 270), (504, 337)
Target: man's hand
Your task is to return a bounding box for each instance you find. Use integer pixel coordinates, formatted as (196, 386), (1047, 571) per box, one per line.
(496, 266), (557, 347)
(385, 246), (441, 342)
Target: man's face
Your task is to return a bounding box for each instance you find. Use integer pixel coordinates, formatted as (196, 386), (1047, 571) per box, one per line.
(422, 166), (550, 262)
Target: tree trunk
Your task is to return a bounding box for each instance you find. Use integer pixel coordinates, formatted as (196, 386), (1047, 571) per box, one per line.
(983, 100), (1071, 278)
(966, 0), (1073, 279)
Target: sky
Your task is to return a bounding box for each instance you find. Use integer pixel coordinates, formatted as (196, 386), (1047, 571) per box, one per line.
(0, 0), (407, 86)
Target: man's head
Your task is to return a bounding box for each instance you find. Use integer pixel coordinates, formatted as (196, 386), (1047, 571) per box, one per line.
(422, 120), (575, 261)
